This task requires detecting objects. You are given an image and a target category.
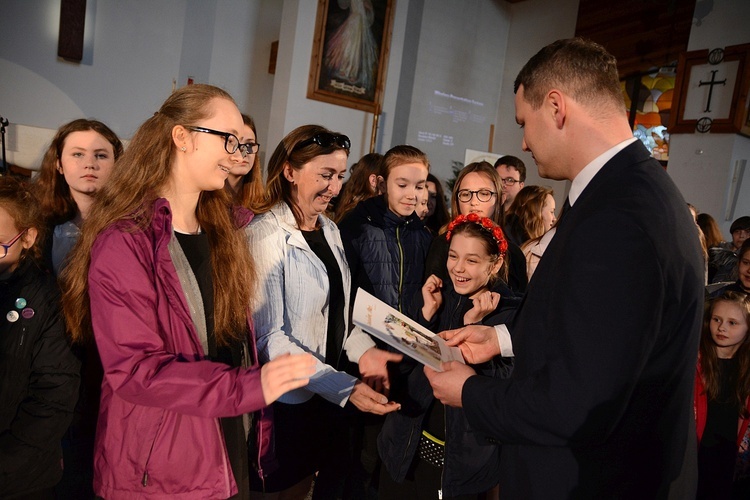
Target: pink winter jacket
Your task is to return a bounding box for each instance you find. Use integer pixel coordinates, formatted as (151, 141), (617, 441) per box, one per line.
(88, 199), (270, 499)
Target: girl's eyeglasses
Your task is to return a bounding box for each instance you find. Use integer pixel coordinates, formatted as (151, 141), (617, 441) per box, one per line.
(184, 126), (259, 158)
(456, 189), (496, 203)
(0, 229), (28, 259)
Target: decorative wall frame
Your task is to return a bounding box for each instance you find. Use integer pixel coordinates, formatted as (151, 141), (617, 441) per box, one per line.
(306, 0), (395, 114)
(668, 43), (750, 135)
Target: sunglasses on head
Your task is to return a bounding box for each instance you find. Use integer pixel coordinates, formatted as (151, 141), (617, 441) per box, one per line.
(294, 133), (351, 152)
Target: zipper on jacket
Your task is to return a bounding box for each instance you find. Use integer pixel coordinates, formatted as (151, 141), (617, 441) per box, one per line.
(399, 423), (417, 473)
(440, 408), (448, 499)
(16, 327), (26, 357)
(140, 411), (167, 488)
(396, 226), (404, 312)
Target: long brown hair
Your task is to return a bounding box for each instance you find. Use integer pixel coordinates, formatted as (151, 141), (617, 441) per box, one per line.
(507, 185), (555, 241)
(232, 113), (264, 211)
(334, 152), (382, 223)
(699, 291), (750, 417)
(256, 124), (350, 228)
(61, 84), (256, 346)
(32, 119), (123, 227)
(446, 162), (503, 234)
(697, 212), (724, 249)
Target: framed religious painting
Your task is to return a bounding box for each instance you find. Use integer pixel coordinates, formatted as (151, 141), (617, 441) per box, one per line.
(307, 0), (395, 113)
(669, 43), (750, 135)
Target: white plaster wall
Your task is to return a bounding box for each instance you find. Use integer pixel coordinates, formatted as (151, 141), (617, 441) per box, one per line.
(666, 0), (750, 237)
(492, 0), (580, 207)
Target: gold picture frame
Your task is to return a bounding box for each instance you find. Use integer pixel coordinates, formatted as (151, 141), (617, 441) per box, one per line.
(306, 0), (395, 114)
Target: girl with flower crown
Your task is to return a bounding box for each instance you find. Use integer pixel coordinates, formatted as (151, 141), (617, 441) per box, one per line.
(377, 213), (521, 499)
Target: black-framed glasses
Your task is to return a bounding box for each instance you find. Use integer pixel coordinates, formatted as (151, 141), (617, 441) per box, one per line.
(185, 126), (257, 158)
(500, 177), (521, 186)
(0, 229), (27, 259)
(294, 133), (351, 151)
(456, 189), (496, 203)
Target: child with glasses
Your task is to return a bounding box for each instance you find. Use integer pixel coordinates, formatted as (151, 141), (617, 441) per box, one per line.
(423, 161), (529, 294)
(0, 176), (80, 499)
(59, 84), (315, 499)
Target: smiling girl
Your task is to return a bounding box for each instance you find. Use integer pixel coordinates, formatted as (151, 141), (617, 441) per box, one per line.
(60, 84), (315, 499)
(424, 161), (528, 294)
(339, 145), (433, 316)
(695, 291), (750, 498)
(379, 213), (520, 499)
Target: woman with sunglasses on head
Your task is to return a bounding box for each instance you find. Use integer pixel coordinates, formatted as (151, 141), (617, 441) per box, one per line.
(226, 113), (263, 211)
(248, 125), (402, 499)
(423, 162), (528, 294)
(0, 177), (80, 499)
(60, 84), (315, 500)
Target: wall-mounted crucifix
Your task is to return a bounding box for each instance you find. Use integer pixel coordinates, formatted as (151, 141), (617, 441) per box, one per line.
(669, 43), (750, 136)
(698, 70), (726, 113)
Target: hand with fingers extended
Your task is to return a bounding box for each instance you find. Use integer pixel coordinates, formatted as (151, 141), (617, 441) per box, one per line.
(348, 380), (401, 415)
(423, 361), (476, 408)
(421, 274), (443, 322)
(463, 290), (501, 326)
(440, 324), (501, 364)
(260, 352), (317, 405)
(358, 347), (403, 396)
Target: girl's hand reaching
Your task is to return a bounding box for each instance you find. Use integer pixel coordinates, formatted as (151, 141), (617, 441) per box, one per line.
(260, 353), (316, 405)
(463, 290), (500, 326)
(421, 274), (443, 322)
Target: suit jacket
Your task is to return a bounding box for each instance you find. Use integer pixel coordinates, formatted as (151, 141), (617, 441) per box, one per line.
(462, 141), (704, 498)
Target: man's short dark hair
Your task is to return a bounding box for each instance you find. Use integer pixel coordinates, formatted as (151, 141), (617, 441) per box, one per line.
(494, 155), (526, 183)
(514, 37), (623, 112)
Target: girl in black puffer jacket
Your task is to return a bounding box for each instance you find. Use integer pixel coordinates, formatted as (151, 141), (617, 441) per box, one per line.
(339, 145), (433, 319)
(0, 177), (80, 498)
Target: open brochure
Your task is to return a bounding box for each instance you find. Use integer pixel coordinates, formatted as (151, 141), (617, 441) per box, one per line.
(352, 289), (464, 372)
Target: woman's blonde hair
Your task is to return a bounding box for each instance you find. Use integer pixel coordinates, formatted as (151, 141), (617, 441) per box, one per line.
(61, 84), (256, 346)
(507, 185), (555, 241)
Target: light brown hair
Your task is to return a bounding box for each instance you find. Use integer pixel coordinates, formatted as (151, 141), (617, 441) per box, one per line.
(231, 113), (264, 211)
(447, 162), (504, 233)
(61, 84), (256, 346)
(699, 291), (750, 417)
(507, 185), (555, 241)
(334, 153), (382, 223)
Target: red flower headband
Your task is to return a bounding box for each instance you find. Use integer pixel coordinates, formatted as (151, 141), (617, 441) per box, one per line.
(445, 213), (508, 256)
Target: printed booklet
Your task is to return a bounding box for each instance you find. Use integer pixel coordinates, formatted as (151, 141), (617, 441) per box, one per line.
(352, 289), (464, 372)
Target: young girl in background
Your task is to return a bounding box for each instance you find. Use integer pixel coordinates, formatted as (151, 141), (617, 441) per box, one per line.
(0, 177), (79, 498)
(33, 119), (123, 275)
(338, 145), (432, 317)
(378, 213), (519, 499)
(695, 291), (750, 499)
(226, 113), (263, 211)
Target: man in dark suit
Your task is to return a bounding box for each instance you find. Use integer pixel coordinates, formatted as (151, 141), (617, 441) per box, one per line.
(424, 38), (704, 498)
